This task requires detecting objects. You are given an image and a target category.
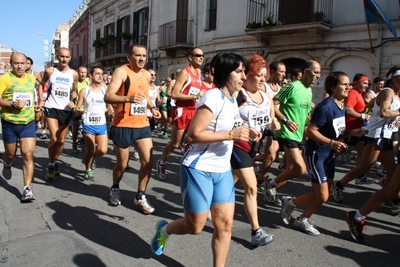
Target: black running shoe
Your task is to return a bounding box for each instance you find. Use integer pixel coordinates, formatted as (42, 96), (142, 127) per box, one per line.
(346, 211), (365, 243)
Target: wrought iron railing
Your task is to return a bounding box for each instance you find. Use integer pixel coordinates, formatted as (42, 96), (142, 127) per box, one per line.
(246, 0), (333, 29)
(159, 19), (193, 48)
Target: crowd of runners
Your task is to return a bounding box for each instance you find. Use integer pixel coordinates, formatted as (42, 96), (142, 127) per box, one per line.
(1, 44), (400, 267)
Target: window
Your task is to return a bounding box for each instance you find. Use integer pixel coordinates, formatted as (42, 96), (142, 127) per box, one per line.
(117, 15), (130, 54)
(206, 0), (217, 30)
(133, 7), (149, 47)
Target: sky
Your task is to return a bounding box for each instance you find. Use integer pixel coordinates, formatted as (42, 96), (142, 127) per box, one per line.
(0, 0), (84, 72)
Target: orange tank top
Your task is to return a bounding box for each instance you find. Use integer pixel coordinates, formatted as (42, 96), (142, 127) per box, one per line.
(112, 66), (150, 128)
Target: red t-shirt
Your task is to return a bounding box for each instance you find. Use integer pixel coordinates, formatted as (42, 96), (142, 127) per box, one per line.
(344, 89), (365, 130)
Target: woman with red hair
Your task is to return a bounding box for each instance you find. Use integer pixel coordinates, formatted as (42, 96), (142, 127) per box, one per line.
(231, 54), (280, 246)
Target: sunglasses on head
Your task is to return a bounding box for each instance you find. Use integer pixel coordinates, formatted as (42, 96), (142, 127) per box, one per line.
(193, 54), (204, 58)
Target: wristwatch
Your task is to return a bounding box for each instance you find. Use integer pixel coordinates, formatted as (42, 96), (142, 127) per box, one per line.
(10, 101), (16, 108)
(281, 117), (289, 125)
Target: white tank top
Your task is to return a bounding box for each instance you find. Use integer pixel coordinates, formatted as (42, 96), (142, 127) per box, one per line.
(82, 86), (107, 126)
(147, 85), (159, 117)
(367, 87), (400, 139)
(238, 88), (271, 132)
(264, 82), (281, 98)
(45, 68), (75, 111)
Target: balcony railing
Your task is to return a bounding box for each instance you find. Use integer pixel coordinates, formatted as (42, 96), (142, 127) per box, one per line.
(158, 19), (193, 49)
(246, 0), (333, 30)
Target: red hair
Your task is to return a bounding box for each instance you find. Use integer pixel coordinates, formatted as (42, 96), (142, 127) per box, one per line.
(247, 55), (269, 78)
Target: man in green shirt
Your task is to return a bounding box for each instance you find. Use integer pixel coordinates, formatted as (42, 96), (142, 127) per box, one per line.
(264, 60), (321, 205)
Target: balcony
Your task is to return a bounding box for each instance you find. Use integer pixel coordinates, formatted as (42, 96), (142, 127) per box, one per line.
(245, 0), (332, 45)
(158, 19), (193, 57)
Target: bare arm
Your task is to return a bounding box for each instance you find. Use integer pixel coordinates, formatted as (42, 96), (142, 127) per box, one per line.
(171, 68), (200, 101)
(75, 87), (86, 112)
(187, 105), (249, 144)
(38, 67), (53, 106)
(378, 89), (400, 118)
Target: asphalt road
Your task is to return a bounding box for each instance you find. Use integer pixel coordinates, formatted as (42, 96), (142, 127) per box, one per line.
(0, 129), (399, 267)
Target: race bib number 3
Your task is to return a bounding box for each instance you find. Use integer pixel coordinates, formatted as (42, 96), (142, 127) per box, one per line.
(130, 99), (147, 115)
(13, 92), (33, 107)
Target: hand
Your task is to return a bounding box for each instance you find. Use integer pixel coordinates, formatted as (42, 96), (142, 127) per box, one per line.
(232, 126), (249, 141)
(15, 100), (27, 109)
(34, 105), (42, 113)
(249, 128), (262, 142)
(331, 140), (347, 153)
(67, 101), (75, 109)
(129, 93), (146, 103)
(152, 109), (161, 119)
(285, 120), (298, 132)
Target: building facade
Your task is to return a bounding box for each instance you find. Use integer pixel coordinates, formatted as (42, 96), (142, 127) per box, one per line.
(65, 0), (400, 101)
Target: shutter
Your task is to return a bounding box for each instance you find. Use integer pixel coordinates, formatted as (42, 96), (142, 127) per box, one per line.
(117, 18), (122, 53)
(278, 0), (313, 25)
(133, 11), (139, 44)
(144, 6), (149, 47)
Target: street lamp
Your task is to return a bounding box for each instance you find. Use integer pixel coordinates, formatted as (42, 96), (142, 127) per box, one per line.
(38, 32), (52, 67)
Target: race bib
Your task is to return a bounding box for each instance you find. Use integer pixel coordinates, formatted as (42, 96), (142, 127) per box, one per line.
(54, 86), (70, 98)
(332, 116), (346, 138)
(232, 113), (243, 129)
(85, 112), (104, 125)
(13, 92), (33, 107)
(130, 99), (147, 115)
(188, 86), (200, 96)
(248, 109), (270, 129)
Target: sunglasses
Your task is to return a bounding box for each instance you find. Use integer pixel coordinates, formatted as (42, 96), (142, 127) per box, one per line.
(193, 54), (204, 58)
(151, 73), (156, 76)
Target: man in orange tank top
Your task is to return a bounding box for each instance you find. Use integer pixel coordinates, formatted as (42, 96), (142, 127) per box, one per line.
(104, 44), (161, 214)
(156, 47), (207, 180)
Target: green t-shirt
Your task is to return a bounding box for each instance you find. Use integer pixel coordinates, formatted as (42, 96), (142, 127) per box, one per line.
(159, 85), (167, 109)
(75, 78), (90, 110)
(0, 72), (36, 124)
(274, 80), (312, 142)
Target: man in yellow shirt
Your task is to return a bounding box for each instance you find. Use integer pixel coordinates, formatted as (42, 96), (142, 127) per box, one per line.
(0, 52), (40, 201)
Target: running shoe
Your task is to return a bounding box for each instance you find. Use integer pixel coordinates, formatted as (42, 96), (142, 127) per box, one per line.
(156, 159), (166, 180)
(2, 165), (12, 180)
(134, 195), (155, 214)
(21, 187), (36, 202)
(46, 165), (55, 180)
(84, 169), (94, 182)
(375, 169), (387, 178)
(391, 202), (400, 216)
(355, 175), (373, 185)
(39, 133), (48, 139)
(250, 228), (275, 246)
(110, 188), (121, 206)
(132, 151), (140, 161)
(162, 133), (169, 139)
(379, 177), (387, 187)
(54, 162), (61, 175)
(293, 217), (320, 236)
(346, 211), (365, 243)
(280, 196), (295, 225)
(91, 158), (96, 170)
(277, 163), (286, 172)
(257, 179), (265, 192)
(331, 183), (344, 203)
(263, 179), (281, 205)
(151, 220), (169, 255)
(372, 160), (381, 169)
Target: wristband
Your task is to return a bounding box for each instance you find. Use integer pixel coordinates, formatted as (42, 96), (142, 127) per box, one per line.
(228, 130), (234, 140)
(329, 139), (334, 147)
(150, 106), (158, 110)
(360, 113), (366, 120)
(281, 117), (289, 125)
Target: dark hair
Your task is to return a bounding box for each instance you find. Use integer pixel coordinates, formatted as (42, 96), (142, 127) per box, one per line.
(27, 57), (33, 64)
(373, 76), (384, 84)
(352, 73), (368, 82)
(324, 71), (348, 95)
(202, 63), (211, 75)
(188, 47), (201, 56)
(301, 61), (314, 72)
(384, 66), (400, 87)
(128, 44), (146, 55)
(291, 68), (301, 79)
(269, 61), (285, 72)
(89, 67), (102, 75)
(211, 53), (248, 88)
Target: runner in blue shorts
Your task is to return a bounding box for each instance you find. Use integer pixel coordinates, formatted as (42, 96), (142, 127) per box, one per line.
(151, 52), (252, 266)
(280, 71), (364, 236)
(75, 67), (112, 181)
